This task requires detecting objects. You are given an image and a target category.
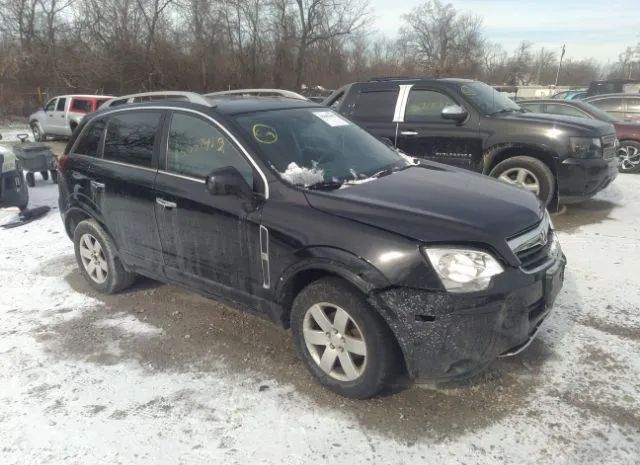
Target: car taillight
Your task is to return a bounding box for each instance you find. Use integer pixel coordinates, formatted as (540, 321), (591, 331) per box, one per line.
(57, 154), (70, 172)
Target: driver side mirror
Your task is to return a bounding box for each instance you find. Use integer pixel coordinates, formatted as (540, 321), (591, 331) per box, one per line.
(441, 104), (468, 122)
(205, 166), (252, 197)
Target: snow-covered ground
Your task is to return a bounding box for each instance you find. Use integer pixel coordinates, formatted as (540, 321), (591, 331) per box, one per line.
(1, 175), (639, 465)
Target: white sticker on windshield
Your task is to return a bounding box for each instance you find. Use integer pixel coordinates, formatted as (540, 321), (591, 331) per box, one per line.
(312, 110), (350, 127)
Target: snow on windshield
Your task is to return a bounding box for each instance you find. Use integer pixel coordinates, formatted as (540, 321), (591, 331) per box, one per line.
(280, 162), (324, 186)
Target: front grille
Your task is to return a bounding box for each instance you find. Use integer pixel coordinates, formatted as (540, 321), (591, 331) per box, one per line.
(515, 231), (553, 270)
(507, 213), (554, 272)
(602, 133), (617, 159)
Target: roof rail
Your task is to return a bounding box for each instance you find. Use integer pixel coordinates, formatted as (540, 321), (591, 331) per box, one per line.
(368, 76), (424, 82)
(204, 88), (308, 101)
(102, 91), (211, 108)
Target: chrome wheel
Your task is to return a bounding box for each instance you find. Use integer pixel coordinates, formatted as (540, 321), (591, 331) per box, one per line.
(618, 145), (640, 172)
(79, 233), (108, 284)
(302, 303), (367, 382)
(498, 167), (540, 195)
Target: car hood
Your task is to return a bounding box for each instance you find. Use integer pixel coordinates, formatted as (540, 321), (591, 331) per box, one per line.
(304, 164), (544, 247)
(502, 112), (615, 136)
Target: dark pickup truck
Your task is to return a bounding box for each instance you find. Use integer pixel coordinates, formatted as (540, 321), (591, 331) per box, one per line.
(325, 78), (619, 206)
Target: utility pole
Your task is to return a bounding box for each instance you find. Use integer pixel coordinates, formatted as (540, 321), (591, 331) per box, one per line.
(555, 44), (565, 86)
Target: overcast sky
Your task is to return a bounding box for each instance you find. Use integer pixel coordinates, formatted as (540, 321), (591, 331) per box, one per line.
(370, 0), (640, 63)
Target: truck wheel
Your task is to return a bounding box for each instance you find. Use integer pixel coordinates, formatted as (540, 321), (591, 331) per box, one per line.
(617, 141), (640, 173)
(25, 172), (36, 187)
(73, 219), (136, 294)
(31, 123), (45, 142)
(489, 156), (555, 206)
(50, 170), (58, 183)
(291, 277), (400, 399)
(40, 170), (49, 181)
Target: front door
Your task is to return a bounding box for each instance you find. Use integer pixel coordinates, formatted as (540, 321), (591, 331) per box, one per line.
(154, 110), (263, 304)
(42, 98), (58, 134)
(51, 97), (68, 135)
(99, 109), (165, 275)
(395, 88), (481, 170)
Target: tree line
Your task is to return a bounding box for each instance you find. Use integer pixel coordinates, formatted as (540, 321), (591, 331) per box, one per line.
(0, 0), (636, 114)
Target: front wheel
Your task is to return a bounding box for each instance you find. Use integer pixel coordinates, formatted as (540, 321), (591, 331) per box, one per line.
(489, 156), (555, 206)
(25, 172), (35, 187)
(31, 123), (45, 142)
(291, 277), (400, 399)
(40, 170), (49, 181)
(73, 219), (136, 294)
(617, 141), (640, 173)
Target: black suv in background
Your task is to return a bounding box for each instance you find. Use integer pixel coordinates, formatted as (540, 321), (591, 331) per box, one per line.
(325, 78), (619, 206)
(58, 95), (565, 398)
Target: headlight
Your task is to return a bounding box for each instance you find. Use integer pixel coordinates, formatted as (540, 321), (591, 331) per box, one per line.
(569, 137), (602, 158)
(422, 247), (504, 293)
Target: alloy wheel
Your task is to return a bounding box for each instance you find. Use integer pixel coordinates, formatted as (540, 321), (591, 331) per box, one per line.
(618, 145), (640, 172)
(79, 233), (108, 283)
(498, 167), (541, 195)
(302, 303), (367, 382)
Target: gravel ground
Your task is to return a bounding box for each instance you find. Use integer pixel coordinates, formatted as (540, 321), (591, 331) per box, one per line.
(1, 140), (639, 464)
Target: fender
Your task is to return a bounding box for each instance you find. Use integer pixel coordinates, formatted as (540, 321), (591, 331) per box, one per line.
(276, 246), (391, 305)
(63, 206), (121, 256)
(481, 142), (560, 175)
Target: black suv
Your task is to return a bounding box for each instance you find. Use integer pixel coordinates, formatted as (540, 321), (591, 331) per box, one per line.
(58, 95), (566, 398)
(325, 78), (619, 206)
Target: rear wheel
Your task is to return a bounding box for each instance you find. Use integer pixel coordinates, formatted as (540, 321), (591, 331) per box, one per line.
(291, 277), (400, 399)
(25, 172), (35, 187)
(617, 141), (640, 173)
(490, 156), (555, 206)
(73, 219), (136, 294)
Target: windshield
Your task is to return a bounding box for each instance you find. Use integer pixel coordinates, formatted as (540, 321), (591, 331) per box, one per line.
(233, 108), (410, 188)
(457, 81), (522, 115)
(583, 102), (620, 122)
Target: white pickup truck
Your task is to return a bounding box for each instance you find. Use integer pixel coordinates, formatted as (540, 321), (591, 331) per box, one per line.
(28, 94), (113, 141)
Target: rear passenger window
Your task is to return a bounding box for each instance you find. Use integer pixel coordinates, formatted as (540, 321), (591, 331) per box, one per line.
(590, 98), (623, 112)
(74, 119), (106, 157)
(103, 111), (161, 167)
(56, 98), (66, 111)
(405, 90), (456, 122)
(167, 112), (253, 184)
(71, 99), (92, 113)
(545, 104), (588, 118)
(352, 90), (398, 122)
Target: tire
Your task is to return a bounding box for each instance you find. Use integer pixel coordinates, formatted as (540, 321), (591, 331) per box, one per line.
(40, 170), (49, 181)
(31, 122), (45, 142)
(50, 170), (58, 184)
(291, 277), (400, 399)
(489, 156), (555, 206)
(617, 140), (640, 173)
(73, 219), (136, 294)
(25, 172), (35, 187)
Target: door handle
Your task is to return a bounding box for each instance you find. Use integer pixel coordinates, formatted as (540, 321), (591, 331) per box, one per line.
(90, 180), (105, 189)
(400, 130), (419, 136)
(156, 197), (177, 209)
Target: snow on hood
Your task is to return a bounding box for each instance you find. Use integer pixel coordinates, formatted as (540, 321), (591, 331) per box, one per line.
(280, 162), (325, 186)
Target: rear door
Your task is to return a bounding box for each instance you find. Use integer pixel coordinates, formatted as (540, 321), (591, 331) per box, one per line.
(100, 110), (165, 275)
(396, 87), (481, 170)
(154, 110), (263, 303)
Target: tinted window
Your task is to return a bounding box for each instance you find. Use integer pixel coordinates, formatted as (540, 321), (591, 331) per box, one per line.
(167, 113), (253, 184)
(590, 98), (624, 112)
(626, 98), (640, 113)
(56, 98), (66, 111)
(545, 104), (588, 118)
(44, 99), (57, 112)
(71, 99), (92, 113)
(405, 90), (457, 122)
(520, 103), (544, 113)
(352, 90), (398, 122)
(74, 119), (106, 157)
(103, 111), (161, 167)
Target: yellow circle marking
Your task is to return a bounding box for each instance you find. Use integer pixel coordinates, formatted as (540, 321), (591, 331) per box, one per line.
(252, 124), (278, 144)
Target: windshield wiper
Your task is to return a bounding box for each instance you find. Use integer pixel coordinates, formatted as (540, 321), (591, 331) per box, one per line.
(371, 162), (413, 179)
(489, 108), (516, 116)
(305, 180), (344, 191)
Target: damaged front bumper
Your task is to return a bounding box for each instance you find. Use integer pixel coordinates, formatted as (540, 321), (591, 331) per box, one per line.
(368, 253), (566, 382)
